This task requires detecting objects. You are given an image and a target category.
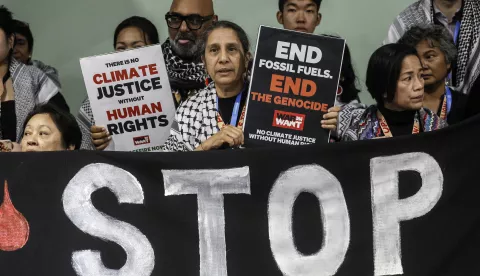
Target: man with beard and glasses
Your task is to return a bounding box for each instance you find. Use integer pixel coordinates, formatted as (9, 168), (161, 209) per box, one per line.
(384, 0), (480, 99)
(80, 0), (217, 150)
(163, 0), (218, 107)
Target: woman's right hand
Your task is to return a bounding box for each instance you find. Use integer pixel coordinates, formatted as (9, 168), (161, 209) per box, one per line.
(321, 106), (341, 131)
(91, 126), (111, 150)
(196, 125), (244, 151)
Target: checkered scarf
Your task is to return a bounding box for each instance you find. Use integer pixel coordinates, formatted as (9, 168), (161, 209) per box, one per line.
(162, 82), (218, 152)
(385, 0), (480, 94)
(2, 59), (59, 142)
(161, 39), (207, 91)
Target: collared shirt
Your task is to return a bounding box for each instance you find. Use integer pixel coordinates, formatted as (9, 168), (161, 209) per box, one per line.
(433, 2), (462, 38)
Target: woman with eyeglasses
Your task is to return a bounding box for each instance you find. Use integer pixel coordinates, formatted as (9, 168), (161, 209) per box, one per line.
(77, 16), (160, 150)
(0, 6), (69, 146)
(162, 20), (251, 152)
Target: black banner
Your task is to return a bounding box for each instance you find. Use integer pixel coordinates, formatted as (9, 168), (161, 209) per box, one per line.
(244, 26), (345, 147)
(0, 115), (480, 276)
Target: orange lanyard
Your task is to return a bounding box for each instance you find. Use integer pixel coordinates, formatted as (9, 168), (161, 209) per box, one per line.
(377, 110), (420, 138)
(439, 95), (448, 120)
(216, 105), (247, 129)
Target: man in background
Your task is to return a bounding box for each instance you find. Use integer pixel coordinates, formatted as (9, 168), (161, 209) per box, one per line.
(12, 20), (62, 89)
(163, 0), (218, 106)
(276, 0), (322, 34)
(384, 0), (480, 96)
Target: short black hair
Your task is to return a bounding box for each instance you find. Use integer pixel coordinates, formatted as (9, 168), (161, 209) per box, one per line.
(278, 0), (322, 12)
(113, 16), (159, 48)
(398, 24), (457, 67)
(12, 19), (34, 52)
(0, 6), (14, 38)
(23, 104), (82, 150)
(366, 44), (419, 105)
(200, 20), (250, 56)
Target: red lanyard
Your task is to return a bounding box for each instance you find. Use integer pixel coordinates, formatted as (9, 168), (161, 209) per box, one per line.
(377, 111), (420, 138)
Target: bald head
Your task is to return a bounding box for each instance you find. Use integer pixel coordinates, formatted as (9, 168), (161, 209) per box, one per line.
(170, 0), (214, 16)
(167, 0), (217, 60)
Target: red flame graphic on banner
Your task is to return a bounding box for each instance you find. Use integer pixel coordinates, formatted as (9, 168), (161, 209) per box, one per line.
(0, 180), (29, 251)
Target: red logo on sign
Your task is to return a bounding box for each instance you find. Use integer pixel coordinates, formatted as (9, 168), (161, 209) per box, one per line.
(133, 135), (151, 146)
(272, 110), (305, 131)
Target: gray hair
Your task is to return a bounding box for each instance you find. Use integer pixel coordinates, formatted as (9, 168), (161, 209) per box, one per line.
(199, 20), (250, 57)
(398, 24), (457, 66)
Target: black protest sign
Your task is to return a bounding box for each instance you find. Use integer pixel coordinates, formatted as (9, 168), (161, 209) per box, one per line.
(1, 116), (480, 275)
(243, 26), (345, 147)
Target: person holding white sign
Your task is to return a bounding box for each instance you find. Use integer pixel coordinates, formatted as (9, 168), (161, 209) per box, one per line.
(162, 21), (251, 152)
(77, 16), (160, 150)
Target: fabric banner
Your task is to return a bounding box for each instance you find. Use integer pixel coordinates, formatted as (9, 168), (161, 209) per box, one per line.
(0, 115), (479, 276)
(80, 45), (176, 152)
(244, 26), (345, 147)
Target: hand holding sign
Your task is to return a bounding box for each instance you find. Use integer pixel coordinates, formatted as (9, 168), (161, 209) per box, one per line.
(321, 106), (341, 131)
(90, 126), (111, 150)
(198, 126), (244, 151)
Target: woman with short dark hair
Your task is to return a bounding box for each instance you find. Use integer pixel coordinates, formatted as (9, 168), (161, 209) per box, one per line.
(341, 43), (446, 140)
(12, 19), (62, 89)
(399, 24), (467, 124)
(20, 104), (82, 151)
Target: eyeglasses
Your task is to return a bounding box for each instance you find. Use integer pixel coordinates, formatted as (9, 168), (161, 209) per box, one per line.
(165, 12), (214, 30)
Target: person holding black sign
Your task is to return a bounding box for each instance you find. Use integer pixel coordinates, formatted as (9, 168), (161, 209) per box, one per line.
(162, 21), (251, 152)
(340, 44), (447, 141)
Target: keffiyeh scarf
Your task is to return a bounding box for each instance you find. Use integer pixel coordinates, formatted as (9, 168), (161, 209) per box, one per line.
(161, 39), (207, 104)
(162, 82), (219, 152)
(385, 0), (480, 94)
(2, 59), (59, 142)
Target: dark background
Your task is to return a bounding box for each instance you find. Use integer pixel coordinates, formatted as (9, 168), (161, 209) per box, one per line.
(0, 114), (479, 275)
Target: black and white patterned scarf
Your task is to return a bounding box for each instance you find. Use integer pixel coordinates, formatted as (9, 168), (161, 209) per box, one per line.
(385, 0), (480, 94)
(162, 82), (218, 152)
(2, 59), (59, 142)
(161, 39), (207, 97)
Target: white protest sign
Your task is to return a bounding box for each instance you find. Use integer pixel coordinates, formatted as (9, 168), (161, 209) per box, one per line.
(80, 45), (175, 152)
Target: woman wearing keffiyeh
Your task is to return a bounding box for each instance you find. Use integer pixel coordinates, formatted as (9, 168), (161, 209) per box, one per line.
(162, 21), (251, 152)
(384, 0), (480, 95)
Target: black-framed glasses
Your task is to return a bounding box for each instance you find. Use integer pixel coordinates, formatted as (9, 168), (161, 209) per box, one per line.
(165, 12), (214, 30)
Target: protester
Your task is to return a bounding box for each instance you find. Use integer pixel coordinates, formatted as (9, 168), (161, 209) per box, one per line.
(399, 24), (467, 124)
(340, 44), (446, 141)
(84, 0), (218, 151)
(277, 0), (322, 33)
(163, 0), (217, 106)
(384, 0), (480, 95)
(20, 104), (81, 152)
(77, 16), (160, 150)
(162, 21), (250, 152)
(0, 6), (69, 145)
(12, 20), (62, 89)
